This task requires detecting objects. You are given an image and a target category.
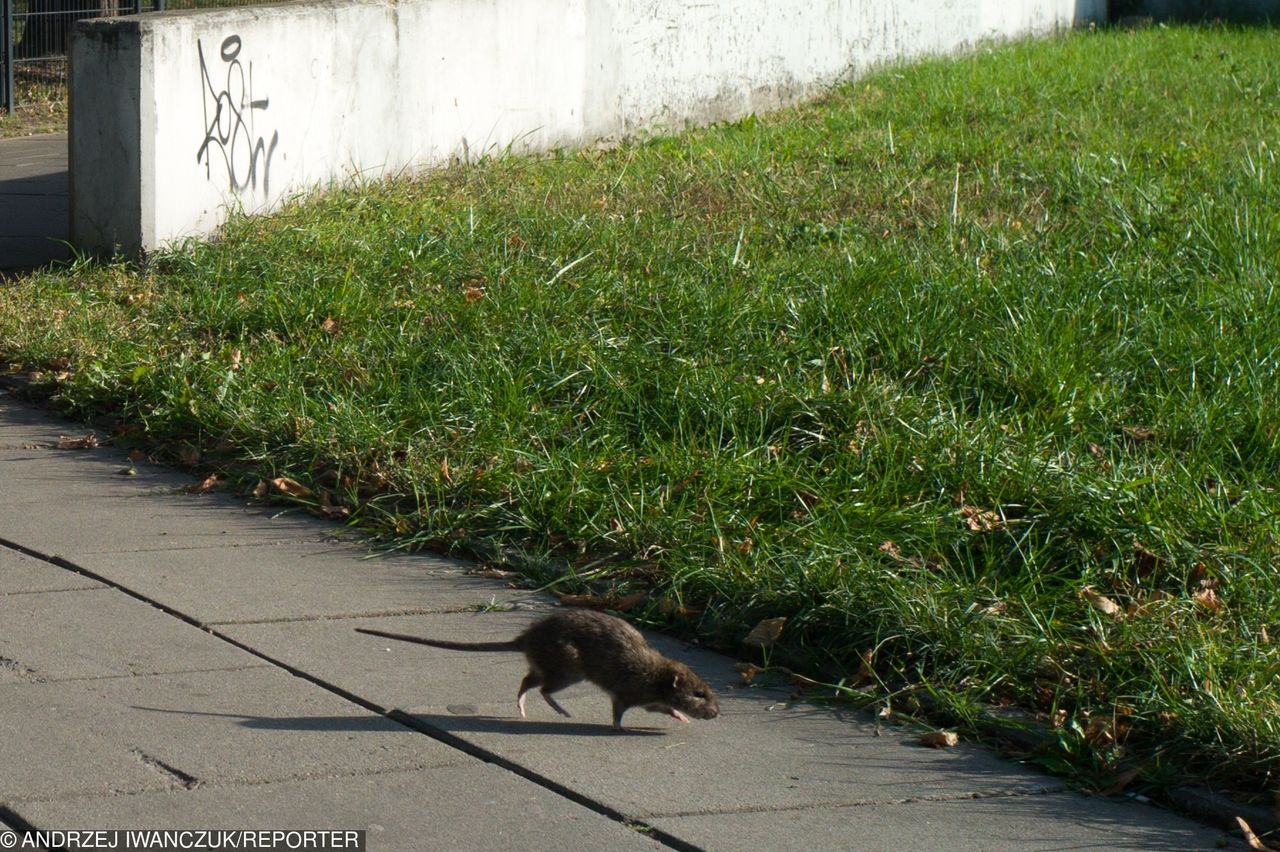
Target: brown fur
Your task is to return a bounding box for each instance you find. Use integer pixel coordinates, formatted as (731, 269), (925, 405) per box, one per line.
(357, 609), (720, 729)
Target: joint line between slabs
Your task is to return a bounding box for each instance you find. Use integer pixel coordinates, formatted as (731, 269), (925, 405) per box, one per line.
(0, 535), (700, 852)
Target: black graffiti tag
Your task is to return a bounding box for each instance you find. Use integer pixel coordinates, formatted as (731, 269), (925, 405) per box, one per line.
(196, 35), (279, 195)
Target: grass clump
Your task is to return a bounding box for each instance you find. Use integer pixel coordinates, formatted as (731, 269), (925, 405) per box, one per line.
(3, 25), (1280, 795)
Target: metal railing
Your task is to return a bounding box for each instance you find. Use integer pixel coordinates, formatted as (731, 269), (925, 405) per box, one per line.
(2, 0), (262, 113)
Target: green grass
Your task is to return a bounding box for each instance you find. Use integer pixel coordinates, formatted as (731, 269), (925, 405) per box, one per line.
(3, 25), (1280, 797)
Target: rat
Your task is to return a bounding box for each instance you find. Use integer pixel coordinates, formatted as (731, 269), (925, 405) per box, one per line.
(356, 608), (720, 730)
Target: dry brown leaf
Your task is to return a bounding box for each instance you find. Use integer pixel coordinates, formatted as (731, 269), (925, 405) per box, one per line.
(920, 731), (960, 748)
(55, 433), (98, 450)
(742, 616), (787, 649)
(312, 491), (351, 518)
(469, 567), (516, 580)
(737, 662), (763, 685)
(737, 537), (753, 554)
(858, 649), (875, 682)
(554, 592), (608, 608)
(320, 317), (341, 336)
(464, 285), (486, 303)
(1081, 586), (1123, 619)
(1188, 561), (1209, 588)
(1101, 765), (1143, 796)
(181, 474), (220, 494)
(1121, 425), (1155, 443)
(960, 505), (1003, 532)
(1262, 626), (1271, 645)
(229, 349), (243, 370)
(1193, 587), (1225, 615)
(270, 476), (312, 498)
(1083, 718), (1115, 747)
(878, 540), (902, 559)
(612, 591), (649, 612)
(440, 456), (453, 485)
(1134, 548), (1163, 578)
(1086, 442), (1106, 459)
(656, 598), (704, 618)
(1237, 816), (1273, 851)
(128, 448), (147, 462)
(252, 479), (270, 498)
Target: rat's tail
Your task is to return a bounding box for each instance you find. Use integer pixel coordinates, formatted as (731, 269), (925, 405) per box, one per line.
(355, 627), (519, 652)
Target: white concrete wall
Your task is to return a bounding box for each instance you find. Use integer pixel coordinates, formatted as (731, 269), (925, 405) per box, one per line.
(71, 0), (1105, 256)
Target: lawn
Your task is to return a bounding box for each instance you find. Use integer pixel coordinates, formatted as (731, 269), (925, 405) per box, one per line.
(2, 24), (1278, 797)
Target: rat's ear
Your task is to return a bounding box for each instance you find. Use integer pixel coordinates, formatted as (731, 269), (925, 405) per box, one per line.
(672, 671), (684, 689)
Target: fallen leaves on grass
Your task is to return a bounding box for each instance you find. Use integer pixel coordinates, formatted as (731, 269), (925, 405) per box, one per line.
(1080, 586), (1123, 619)
(656, 597), (704, 618)
(1193, 587), (1225, 615)
(742, 616), (787, 649)
(959, 505), (1003, 532)
(1101, 765), (1143, 796)
(554, 590), (648, 612)
(313, 491), (351, 519)
(253, 477), (312, 499)
(55, 433), (99, 450)
(1120, 425), (1156, 443)
(1133, 547), (1165, 579)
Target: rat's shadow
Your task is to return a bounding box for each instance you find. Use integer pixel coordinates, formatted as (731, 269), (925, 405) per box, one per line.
(397, 711), (666, 737)
(131, 706), (665, 737)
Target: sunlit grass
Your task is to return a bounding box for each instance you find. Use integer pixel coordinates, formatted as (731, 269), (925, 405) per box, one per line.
(3, 24), (1279, 795)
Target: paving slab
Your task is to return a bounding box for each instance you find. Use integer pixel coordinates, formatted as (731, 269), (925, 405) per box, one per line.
(0, 134), (67, 178)
(0, 668), (456, 803)
(0, 448), (329, 550)
(224, 612), (1234, 848)
(0, 544), (103, 595)
(69, 543), (537, 625)
(0, 586), (263, 682)
(15, 766), (660, 851)
(228, 614), (1061, 814)
(0, 133), (69, 271)
(0, 406), (109, 446)
(0, 197), (65, 238)
(649, 793), (1229, 851)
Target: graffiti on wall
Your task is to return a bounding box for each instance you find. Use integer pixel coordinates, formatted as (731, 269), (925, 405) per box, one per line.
(196, 35), (280, 196)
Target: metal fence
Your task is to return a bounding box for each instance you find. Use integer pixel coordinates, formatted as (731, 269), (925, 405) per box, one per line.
(2, 0), (261, 113)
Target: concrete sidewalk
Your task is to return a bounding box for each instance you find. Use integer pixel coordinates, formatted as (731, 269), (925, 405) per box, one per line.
(0, 391), (1233, 850)
(0, 134), (70, 273)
